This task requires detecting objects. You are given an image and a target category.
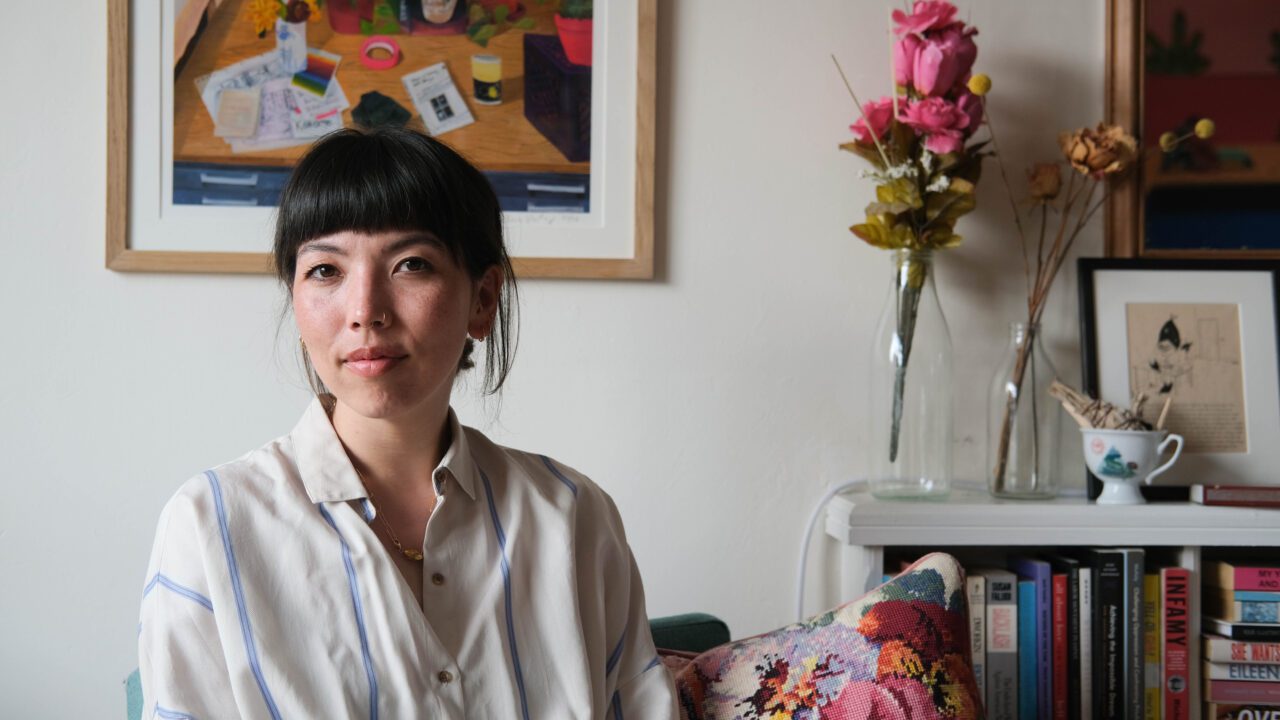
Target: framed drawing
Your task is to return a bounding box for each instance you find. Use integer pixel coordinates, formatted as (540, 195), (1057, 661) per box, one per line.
(1078, 258), (1280, 500)
(106, 0), (655, 278)
(1105, 0), (1280, 259)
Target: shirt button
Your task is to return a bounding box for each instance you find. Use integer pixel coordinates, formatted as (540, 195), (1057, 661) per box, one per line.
(431, 573), (445, 586)
(438, 670), (453, 684)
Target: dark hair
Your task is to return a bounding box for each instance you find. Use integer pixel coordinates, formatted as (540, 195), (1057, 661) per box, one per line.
(273, 126), (518, 395)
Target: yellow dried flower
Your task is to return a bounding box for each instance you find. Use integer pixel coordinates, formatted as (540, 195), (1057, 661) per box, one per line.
(249, 0), (281, 36)
(1059, 123), (1137, 178)
(1194, 118), (1215, 139)
(1159, 132), (1178, 152)
(967, 73), (992, 97)
(1027, 163), (1062, 202)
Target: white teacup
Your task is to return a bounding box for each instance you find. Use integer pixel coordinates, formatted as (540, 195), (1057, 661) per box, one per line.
(1081, 428), (1184, 505)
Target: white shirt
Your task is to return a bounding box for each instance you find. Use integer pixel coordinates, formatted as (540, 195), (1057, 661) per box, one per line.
(139, 399), (678, 719)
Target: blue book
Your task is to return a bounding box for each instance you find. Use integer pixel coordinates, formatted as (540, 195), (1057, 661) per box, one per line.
(1235, 589), (1280, 602)
(1018, 579), (1038, 720)
(1011, 556), (1053, 720)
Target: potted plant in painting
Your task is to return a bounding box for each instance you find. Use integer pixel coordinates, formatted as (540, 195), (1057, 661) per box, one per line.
(554, 0), (592, 66)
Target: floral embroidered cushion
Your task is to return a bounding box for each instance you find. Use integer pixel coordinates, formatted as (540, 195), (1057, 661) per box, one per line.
(673, 552), (981, 719)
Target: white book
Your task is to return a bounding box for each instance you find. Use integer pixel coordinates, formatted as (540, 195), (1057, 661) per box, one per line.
(968, 574), (987, 706)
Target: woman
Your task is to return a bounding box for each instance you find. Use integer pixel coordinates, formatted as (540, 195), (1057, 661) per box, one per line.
(138, 127), (678, 719)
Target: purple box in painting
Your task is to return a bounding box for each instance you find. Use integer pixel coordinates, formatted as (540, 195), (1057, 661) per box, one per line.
(523, 33), (591, 163)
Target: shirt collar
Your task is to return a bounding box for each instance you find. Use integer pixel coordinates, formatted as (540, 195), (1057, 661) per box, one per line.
(291, 397), (477, 504)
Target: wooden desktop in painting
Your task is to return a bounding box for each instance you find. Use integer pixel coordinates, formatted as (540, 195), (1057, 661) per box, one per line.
(172, 0), (591, 211)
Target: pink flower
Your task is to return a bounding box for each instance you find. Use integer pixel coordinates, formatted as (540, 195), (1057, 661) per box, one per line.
(893, 34), (922, 88)
(892, 1), (959, 36)
(899, 97), (970, 154)
(937, 24), (979, 84)
(850, 96), (896, 145)
(820, 678), (936, 719)
(956, 91), (984, 135)
(911, 36), (959, 96)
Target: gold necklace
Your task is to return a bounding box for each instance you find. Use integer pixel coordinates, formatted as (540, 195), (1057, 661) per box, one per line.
(354, 467), (425, 563)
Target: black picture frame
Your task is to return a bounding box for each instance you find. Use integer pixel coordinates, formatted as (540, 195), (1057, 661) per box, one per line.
(1078, 257), (1280, 500)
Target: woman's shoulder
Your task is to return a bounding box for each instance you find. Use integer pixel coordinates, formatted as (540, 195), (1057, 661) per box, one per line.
(461, 426), (617, 514)
(157, 434), (307, 528)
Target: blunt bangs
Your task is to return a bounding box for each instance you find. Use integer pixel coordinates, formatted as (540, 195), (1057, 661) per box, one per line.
(273, 127), (502, 286)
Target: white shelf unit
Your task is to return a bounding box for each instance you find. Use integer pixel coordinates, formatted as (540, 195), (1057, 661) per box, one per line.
(823, 489), (1280, 716)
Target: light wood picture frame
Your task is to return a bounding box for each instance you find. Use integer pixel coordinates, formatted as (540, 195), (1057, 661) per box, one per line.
(106, 0), (655, 279)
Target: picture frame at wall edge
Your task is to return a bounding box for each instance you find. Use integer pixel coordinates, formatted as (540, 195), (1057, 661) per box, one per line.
(1078, 257), (1280, 501)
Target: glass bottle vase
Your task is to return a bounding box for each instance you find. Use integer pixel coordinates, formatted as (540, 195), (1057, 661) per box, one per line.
(987, 321), (1060, 498)
(867, 249), (953, 499)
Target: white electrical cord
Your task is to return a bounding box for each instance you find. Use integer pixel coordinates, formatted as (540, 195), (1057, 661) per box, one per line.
(794, 478), (1088, 621)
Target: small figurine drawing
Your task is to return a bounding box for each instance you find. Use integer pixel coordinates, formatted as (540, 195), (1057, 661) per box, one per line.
(1097, 447), (1138, 479)
(1145, 317), (1192, 396)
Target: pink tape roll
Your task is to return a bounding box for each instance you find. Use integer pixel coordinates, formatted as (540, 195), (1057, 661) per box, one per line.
(359, 36), (402, 71)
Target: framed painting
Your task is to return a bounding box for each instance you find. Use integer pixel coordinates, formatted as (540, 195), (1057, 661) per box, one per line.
(106, 0), (655, 278)
(1078, 258), (1280, 500)
(1105, 0), (1280, 259)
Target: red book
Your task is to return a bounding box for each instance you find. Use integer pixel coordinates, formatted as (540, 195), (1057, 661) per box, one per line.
(1192, 484), (1280, 508)
(1052, 573), (1068, 720)
(1205, 679), (1280, 705)
(1161, 567), (1190, 720)
(1209, 561), (1280, 592)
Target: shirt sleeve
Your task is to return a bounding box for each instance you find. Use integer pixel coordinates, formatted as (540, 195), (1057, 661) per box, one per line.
(586, 487), (680, 720)
(138, 487), (240, 719)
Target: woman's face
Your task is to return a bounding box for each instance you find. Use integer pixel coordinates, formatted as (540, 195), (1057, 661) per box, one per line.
(292, 229), (499, 422)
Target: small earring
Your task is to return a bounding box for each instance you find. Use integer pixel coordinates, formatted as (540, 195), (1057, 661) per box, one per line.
(299, 338), (307, 352)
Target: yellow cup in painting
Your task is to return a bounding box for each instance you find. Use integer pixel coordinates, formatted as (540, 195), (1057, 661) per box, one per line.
(471, 54), (502, 105)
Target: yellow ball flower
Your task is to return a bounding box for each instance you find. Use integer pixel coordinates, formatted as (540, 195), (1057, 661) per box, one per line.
(1194, 118), (1215, 139)
(1158, 132), (1178, 152)
(967, 73), (992, 97)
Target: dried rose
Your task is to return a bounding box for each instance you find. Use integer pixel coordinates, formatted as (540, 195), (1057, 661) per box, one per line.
(1058, 123), (1137, 178)
(285, 0), (311, 23)
(1027, 163), (1062, 201)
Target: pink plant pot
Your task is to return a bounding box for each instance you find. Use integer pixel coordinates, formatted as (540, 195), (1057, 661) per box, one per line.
(554, 15), (592, 66)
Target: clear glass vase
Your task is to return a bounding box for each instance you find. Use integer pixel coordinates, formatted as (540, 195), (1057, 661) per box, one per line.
(987, 321), (1060, 499)
(867, 249), (953, 499)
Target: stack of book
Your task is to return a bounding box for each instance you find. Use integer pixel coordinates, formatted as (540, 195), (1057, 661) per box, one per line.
(964, 550), (1193, 720)
(1204, 561), (1280, 718)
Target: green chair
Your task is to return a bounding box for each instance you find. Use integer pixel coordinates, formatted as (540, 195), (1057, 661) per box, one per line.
(126, 613), (728, 718)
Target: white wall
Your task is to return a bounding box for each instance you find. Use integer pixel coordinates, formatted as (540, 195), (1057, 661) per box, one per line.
(0, 0), (1103, 715)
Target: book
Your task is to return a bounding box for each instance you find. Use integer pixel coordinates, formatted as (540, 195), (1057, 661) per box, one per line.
(1206, 678), (1280, 705)
(1019, 578), (1038, 720)
(1011, 556), (1053, 720)
(1161, 567), (1191, 720)
(1206, 591), (1280, 623)
(1144, 573), (1160, 720)
(1092, 548), (1145, 719)
(1205, 704), (1280, 719)
(978, 568), (1019, 720)
(1079, 565), (1094, 720)
(1209, 561), (1280, 593)
(1205, 636), (1280, 664)
(1205, 661), (1280, 681)
(1209, 618), (1280, 642)
(967, 573), (987, 707)
(1192, 483), (1280, 507)
(1054, 573), (1070, 720)
(1093, 549), (1125, 719)
(1046, 553), (1083, 720)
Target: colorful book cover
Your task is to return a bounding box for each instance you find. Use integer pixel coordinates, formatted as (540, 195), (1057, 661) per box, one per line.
(1204, 635), (1280, 664)
(1143, 573), (1160, 720)
(1205, 703), (1280, 719)
(1011, 556), (1053, 720)
(1207, 618), (1280, 642)
(1047, 553), (1083, 720)
(1206, 595), (1280, 623)
(1079, 565), (1094, 720)
(1209, 561), (1280, 592)
(1204, 661), (1280, 681)
(1019, 578), (1038, 720)
(1205, 678), (1280, 704)
(968, 574), (987, 707)
(979, 568), (1019, 720)
(1053, 573), (1069, 720)
(1161, 567), (1190, 720)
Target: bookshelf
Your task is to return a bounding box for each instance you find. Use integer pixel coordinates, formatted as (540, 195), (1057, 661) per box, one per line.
(823, 489), (1280, 716)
